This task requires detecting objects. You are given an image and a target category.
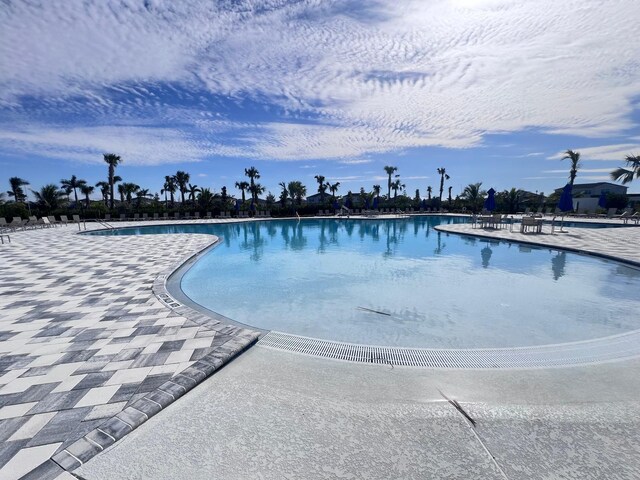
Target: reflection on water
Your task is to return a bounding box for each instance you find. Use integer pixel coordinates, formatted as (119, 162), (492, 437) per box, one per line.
(551, 252), (567, 280)
(90, 216), (640, 348)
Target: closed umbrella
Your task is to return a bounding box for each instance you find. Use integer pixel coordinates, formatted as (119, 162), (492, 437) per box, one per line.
(598, 191), (607, 209)
(372, 197), (379, 210)
(558, 184), (573, 232)
(484, 188), (496, 212)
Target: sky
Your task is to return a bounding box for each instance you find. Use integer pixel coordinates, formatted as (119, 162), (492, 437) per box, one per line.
(1, 0), (640, 202)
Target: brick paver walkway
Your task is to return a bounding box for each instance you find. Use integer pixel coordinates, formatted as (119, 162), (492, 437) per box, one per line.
(0, 220), (259, 479)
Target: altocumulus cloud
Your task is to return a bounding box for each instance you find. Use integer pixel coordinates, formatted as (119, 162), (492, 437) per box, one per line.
(0, 0), (639, 164)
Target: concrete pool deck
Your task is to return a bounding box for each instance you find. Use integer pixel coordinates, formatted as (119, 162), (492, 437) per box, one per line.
(1, 215), (639, 478)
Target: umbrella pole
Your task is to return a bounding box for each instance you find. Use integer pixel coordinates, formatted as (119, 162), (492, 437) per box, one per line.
(560, 214), (565, 233)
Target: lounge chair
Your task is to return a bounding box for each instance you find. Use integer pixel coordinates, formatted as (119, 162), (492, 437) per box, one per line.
(142, 213), (149, 221)
(173, 212), (180, 220)
(132, 213), (140, 221)
(204, 212), (212, 219)
(47, 216), (61, 226)
(194, 212), (200, 219)
(625, 212), (640, 224)
(163, 213), (169, 220)
(153, 213), (159, 220)
(40, 217), (55, 228)
(119, 214), (126, 221)
(183, 212), (191, 220)
(60, 215), (70, 225)
(8, 217), (25, 231)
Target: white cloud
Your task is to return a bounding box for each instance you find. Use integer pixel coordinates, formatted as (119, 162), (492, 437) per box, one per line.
(0, 0), (639, 161)
(549, 144), (640, 161)
(0, 125), (214, 166)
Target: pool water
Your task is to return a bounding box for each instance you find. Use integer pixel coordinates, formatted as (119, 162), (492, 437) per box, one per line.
(91, 217), (640, 348)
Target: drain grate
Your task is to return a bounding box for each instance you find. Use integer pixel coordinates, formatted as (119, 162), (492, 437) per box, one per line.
(258, 330), (640, 369)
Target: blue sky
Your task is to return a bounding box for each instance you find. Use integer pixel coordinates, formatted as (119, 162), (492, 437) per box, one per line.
(1, 0), (640, 201)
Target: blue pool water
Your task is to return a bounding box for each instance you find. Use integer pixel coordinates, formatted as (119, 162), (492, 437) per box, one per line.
(90, 217), (640, 348)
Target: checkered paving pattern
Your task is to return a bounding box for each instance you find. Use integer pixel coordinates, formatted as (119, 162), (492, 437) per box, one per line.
(0, 221), (259, 479)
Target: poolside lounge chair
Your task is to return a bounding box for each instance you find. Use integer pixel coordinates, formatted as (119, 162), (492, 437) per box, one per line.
(119, 214), (126, 221)
(625, 212), (640, 224)
(163, 213), (169, 220)
(132, 213), (141, 221)
(60, 215), (70, 225)
(47, 216), (61, 226)
(40, 217), (55, 228)
(183, 212), (191, 220)
(142, 213), (149, 221)
(8, 217), (25, 231)
(153, 213), (159, 220)
(205, 212), (212, 219)
(174, 212), (180, 220)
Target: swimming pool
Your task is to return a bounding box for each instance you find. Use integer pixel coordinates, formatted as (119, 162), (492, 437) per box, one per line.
(90, 217), (640, 349)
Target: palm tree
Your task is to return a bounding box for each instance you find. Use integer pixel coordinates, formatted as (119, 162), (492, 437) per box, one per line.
(610, 154), (640, 185)
(121, 183), (140, 205)
(249, 183), (265, 203)
(244, 167), (260, 201)
(103, 153), (122, 209)
(80, 185), (94, 209)
(500, 188), (524, 213)
(197, 188), (214, 209)
(562, 150), (581, 186)
(162, 175), (177, 207)
(95, 181), (110, 205)
(31, 184), (66, 213)
(329, 182), (340, 199)
(174, 171), (190, 204)
(426, 186), (432, 200)
(460, 182), (486, 213)
(278, 181), (289, 206)
(448, 186), (453, 204)
(372, 184), (381, 200)
(60, 175), (87, 207)
(314, 175), (327, 203)
(391, 179), (403, 199)
(384, 166), (398, 199)
(118, 184), (126, 204)
(186, 183), (201, 203)
(437, 168), (450, 202)
(135, 188), (151, 208)
(287, 181), (306, 205)
(235, 181), (250, 202)
(7, 177), (29, 203)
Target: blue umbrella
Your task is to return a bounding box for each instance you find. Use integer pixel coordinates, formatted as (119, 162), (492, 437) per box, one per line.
(598, 191), (607, 209)
(346, 197), (352, 209)
(557, 184), (573, 232)
(235, 199), (240, 211)
(333, 200), (339, 211)
(484, 188), (496, 212)
(558, 184), (573, 212)
(372, 197), (379, 209)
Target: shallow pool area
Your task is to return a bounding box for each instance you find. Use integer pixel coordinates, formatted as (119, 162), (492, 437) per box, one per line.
(90, 217), (640, 349)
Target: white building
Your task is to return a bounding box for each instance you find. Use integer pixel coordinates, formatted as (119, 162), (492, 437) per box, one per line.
(554, 182), (628, 212)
